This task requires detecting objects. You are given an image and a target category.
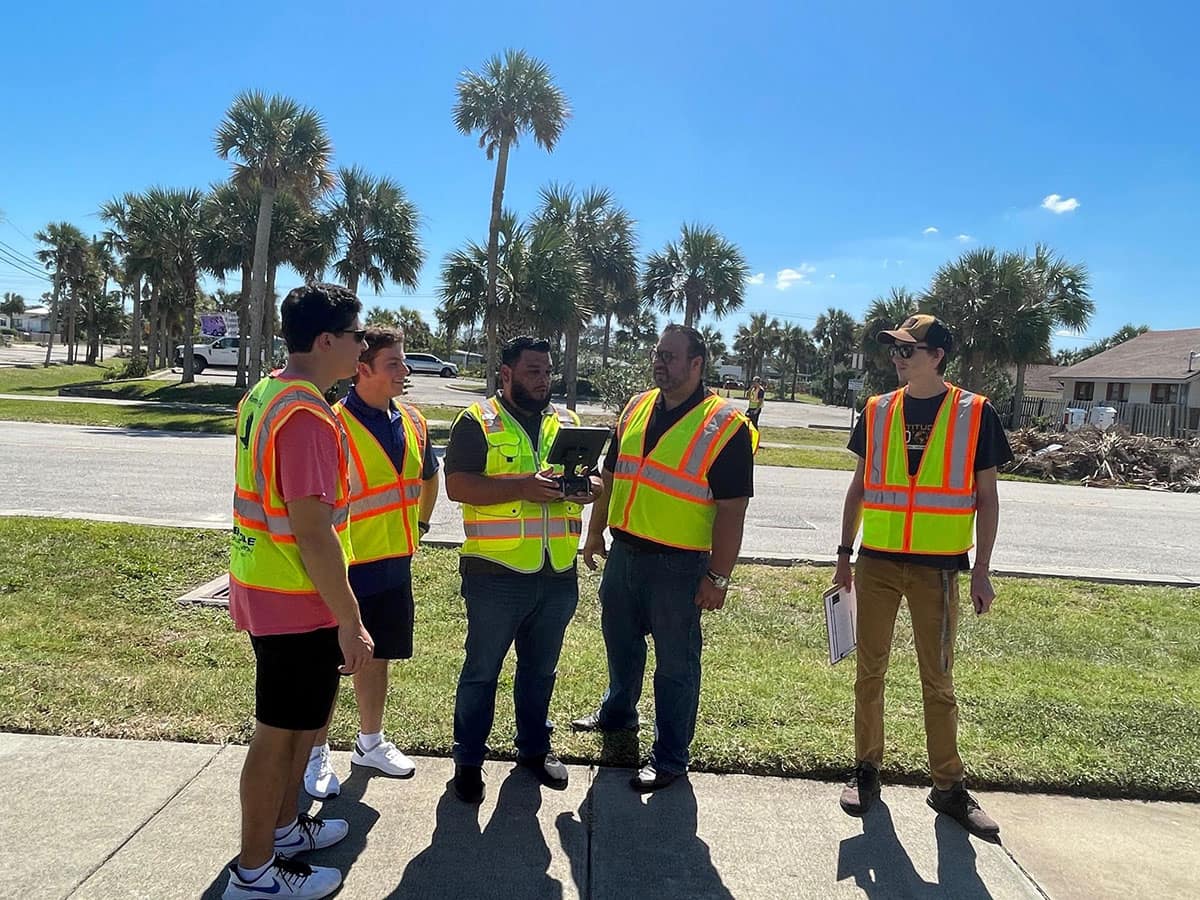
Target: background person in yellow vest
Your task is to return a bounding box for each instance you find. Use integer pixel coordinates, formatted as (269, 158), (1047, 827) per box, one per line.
(574, 324), (756, 793)
(302, 327), (440, 798)
(223, 284), (374, 900)
(833, 314), (1013, 841)
(442, 335), (600, 804)
(745, 375), (765, 428)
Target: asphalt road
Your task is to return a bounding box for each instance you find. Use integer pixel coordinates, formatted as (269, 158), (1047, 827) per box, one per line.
(3, 421), (1197, 583)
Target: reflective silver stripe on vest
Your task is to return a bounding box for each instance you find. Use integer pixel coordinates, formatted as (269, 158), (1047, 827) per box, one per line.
(639, 464), (713, 501)
(619, 391), (653, 435)
(464, 520), (525, 539)
(233, 494), (292, 533)
(682, 401), (740, 476)
(396, 401), (427, 450)
(612, 458), (641, 477)
(351, 487), (405, 516)
(404, 482), (423, 501)
(252, 387), (346, 501)
(863, 488), (975, 511)
(868, 391), (899, 486)
(946, 390), (979, 491)
(477, 399), (506, 434)
(549, 403), (576, 426)
(547, 518), (583, 538)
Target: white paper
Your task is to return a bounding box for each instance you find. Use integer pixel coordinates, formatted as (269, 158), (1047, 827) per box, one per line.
(823, 583), (857, 665)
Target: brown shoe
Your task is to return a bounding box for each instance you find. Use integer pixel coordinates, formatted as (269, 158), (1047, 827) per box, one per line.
(839, 762), (880, 816)
(927, 783), (1001, 840)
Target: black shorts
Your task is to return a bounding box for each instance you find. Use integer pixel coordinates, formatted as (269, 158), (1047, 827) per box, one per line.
(249, 626), (343, 731)
(358, 580), (415, 660)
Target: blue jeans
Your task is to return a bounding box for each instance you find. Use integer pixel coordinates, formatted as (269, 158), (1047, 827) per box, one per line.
(597, 540), (709, 775)
(452, 573), (579, 767)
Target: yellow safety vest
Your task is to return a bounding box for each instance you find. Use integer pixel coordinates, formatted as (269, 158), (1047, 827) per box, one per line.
(333, 398), (427, 564)
(457, 397), (584, 573)
(747, 386), (764, 410)
(607, 389), (757, 551)
(860, 384), (985, 555)
(231, 375), (353, 593)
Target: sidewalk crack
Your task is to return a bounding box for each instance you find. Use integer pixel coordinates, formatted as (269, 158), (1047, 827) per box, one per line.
(1000, 842), (1052, 900)
(66, 744), (227, 898)
(583, 764), (596, 900)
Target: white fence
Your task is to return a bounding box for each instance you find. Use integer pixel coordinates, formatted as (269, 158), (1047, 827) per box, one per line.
(999, 397), (1189, 438)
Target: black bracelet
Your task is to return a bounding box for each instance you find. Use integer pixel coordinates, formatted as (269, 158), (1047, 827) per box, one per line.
(418, 521), (431, 535)
(836, 544), (855, 557)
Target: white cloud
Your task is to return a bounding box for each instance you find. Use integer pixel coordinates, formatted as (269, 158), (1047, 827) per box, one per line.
(828, 273), (836, 279)
(922, 226), (939, 235)
(776, 264), (816, 290)
(1041, 194), (1080, 214)
(746, 272), (765, 286)
(956, 234), (973, 243)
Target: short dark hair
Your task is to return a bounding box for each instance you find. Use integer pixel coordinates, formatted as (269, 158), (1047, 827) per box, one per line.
(662, 323), (708, 369)
(360, 327), (404, 367)
(280, 283), (361, 353)
(501, 335), (552, 368)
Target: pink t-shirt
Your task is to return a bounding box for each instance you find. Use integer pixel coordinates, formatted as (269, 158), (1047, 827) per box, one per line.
(229, 403), (344, 636)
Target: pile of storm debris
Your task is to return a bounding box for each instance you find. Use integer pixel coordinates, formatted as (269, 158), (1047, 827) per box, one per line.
(1005, 427), (1200, 492)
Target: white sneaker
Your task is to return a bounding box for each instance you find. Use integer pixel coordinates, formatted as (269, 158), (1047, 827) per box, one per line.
(223, 855), (342, 899)
(303, 744), (341, 798)
(351, 737), (415, 777)
(274, 813), (350, 855)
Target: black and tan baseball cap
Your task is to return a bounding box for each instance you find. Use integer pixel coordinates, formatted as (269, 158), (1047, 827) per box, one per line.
(876, 314), (953, 351)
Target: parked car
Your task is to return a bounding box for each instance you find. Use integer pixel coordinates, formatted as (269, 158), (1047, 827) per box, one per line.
(175, 336), (286, 373)
(404, 352), (458, 378)
(551, 376), (598, 398)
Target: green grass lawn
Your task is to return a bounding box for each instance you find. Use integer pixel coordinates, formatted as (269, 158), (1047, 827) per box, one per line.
(59, 378), (246, 406)
(1, 516), (1196, 799)
(0, 398), (235, 433)
(0, 361), (119, 394)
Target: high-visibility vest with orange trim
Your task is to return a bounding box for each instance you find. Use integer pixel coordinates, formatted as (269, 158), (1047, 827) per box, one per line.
(860, 384), (985, 555)
(457, 397), (584, 573)
(607, 389), (757, 552)
(333, 398), (427, 564)
(230, 375), (353, 593)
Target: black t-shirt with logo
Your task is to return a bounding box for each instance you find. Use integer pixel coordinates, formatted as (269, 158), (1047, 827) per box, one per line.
(847, 389), (1013, 570)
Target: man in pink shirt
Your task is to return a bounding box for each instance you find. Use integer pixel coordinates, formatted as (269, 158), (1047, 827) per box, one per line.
(223, 284), (374, 900)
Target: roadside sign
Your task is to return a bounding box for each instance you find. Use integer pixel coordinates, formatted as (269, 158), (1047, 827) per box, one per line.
(849, 352), (865, 371)
(848, 378), (865, 391)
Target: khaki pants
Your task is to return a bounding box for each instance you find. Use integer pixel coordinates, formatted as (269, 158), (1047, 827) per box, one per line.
(854, 555), (964, 789)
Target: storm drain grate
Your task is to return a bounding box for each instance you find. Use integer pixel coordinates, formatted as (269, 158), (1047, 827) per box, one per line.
(177, 575), (230, 608)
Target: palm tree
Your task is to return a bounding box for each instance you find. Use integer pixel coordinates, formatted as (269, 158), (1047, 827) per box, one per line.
(733, 313), (781, 383)
(1, 292), (26, 326)
(99, 195), (145, 361)
(643, 224), (749, 329)
(214, 91), (334, 381)
(859, 287), (920, 395)
(698, 324), (727, 383)
(924, 248), (1030, 394)
(453, 49), (571, 393)
(327, 165), (424, 297)
(1009, 244), (1093, 420)
(813, 308), (857, 405)
(34, 222), (88, 366)
(780, 323), (817, 398)
(534, 184), (637, 408)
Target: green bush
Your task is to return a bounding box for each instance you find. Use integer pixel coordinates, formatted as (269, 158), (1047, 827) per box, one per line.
(123, 353), (149, 379)
(591, 364), (651, 413)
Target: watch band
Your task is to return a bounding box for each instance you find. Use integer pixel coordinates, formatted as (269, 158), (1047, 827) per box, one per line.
(707, 570), (731, 590)
(418, 521), (431, 536)
(836, 544), (855, 557)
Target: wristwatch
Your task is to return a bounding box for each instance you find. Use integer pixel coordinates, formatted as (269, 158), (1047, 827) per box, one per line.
(418, 521), (431, 536)
(836, 545), (855, 557)
(706, 570), (731, 590)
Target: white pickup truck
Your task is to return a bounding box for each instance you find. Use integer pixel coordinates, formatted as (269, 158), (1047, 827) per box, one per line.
(175, 336), (286, 373)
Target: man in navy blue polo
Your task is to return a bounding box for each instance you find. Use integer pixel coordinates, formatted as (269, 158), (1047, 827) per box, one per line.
(304, 327), (440, 797)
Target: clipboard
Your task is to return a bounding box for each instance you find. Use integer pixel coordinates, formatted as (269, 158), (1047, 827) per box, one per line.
(823, 583), (857, 665)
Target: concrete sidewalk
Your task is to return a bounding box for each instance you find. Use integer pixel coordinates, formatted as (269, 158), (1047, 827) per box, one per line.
(1, 734), (1194, 899)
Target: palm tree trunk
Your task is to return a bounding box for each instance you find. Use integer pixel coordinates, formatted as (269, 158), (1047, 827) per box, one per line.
(86, 285), (100, 366)
(1011, 362), (1027, 428)
(484, 140), (511, 396)
(265, 264), (278, 370)
(345, 272), (359, 296)
(181, 271), (197, 385)
(248, 187), (277, 384)
(43, 271), (63, 367)
(602, 311), (613, 368)
(235, 263), (251, 388)
(564, 317), (581, 410)
(147, 281), (160, 369)
(131, 274), (143, 361)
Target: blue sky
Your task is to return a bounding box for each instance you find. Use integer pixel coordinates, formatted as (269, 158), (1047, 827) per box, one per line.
(2, 0), (1197, 349)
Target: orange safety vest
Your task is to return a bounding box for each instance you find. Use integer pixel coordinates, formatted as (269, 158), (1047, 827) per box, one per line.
(860, 384), (985, 555)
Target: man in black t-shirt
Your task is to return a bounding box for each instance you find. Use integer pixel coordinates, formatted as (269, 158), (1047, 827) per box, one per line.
(834, 314), (1012, 840)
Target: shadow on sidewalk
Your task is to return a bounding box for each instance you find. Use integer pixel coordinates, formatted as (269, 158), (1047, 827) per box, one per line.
(557, 768), (734, 900)
(386, 766), (565, 899)
(835, 800), (990, 898)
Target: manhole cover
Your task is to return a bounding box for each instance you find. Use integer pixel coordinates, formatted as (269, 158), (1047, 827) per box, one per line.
(177, 574), (230, 608)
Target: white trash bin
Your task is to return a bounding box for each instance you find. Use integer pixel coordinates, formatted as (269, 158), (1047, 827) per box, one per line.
(1088, 406), (1118, 429)
(1062, 408), (1087, 432)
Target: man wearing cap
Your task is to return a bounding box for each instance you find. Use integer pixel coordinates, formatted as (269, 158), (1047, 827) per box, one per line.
(833, 314), (1013, 840)
(745, 376), (766, 428)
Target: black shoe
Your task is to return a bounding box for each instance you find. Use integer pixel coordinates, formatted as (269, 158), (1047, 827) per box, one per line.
(570, 710), (638, 733)
(453, 764), (485, 803)
(927, 783), (1001, 840)
(839, 762), (881, 816)
(630, 763), (680, 792)
(517, 752), (569, 789)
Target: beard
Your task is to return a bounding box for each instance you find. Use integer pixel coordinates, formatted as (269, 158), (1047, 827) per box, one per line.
(508, 380), (548, 413)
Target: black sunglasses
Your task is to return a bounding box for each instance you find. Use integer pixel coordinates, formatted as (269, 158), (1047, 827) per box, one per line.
(888, 343), (934, 359)
(335, 328), (367, 342)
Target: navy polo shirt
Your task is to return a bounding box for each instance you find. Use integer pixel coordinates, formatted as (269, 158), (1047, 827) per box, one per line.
(343, 387), (439, 597)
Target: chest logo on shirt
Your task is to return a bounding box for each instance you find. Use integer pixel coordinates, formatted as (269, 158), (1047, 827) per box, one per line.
(905, 423), (934, 451)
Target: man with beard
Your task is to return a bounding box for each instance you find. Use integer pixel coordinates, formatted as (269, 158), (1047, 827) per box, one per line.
(573, 324), (757, 792)
(443, 335), (602, 803)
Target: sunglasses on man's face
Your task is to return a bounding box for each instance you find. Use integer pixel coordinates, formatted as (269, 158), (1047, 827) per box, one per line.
(335, 328), (367, 342)
(888, 343), (933, 359)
